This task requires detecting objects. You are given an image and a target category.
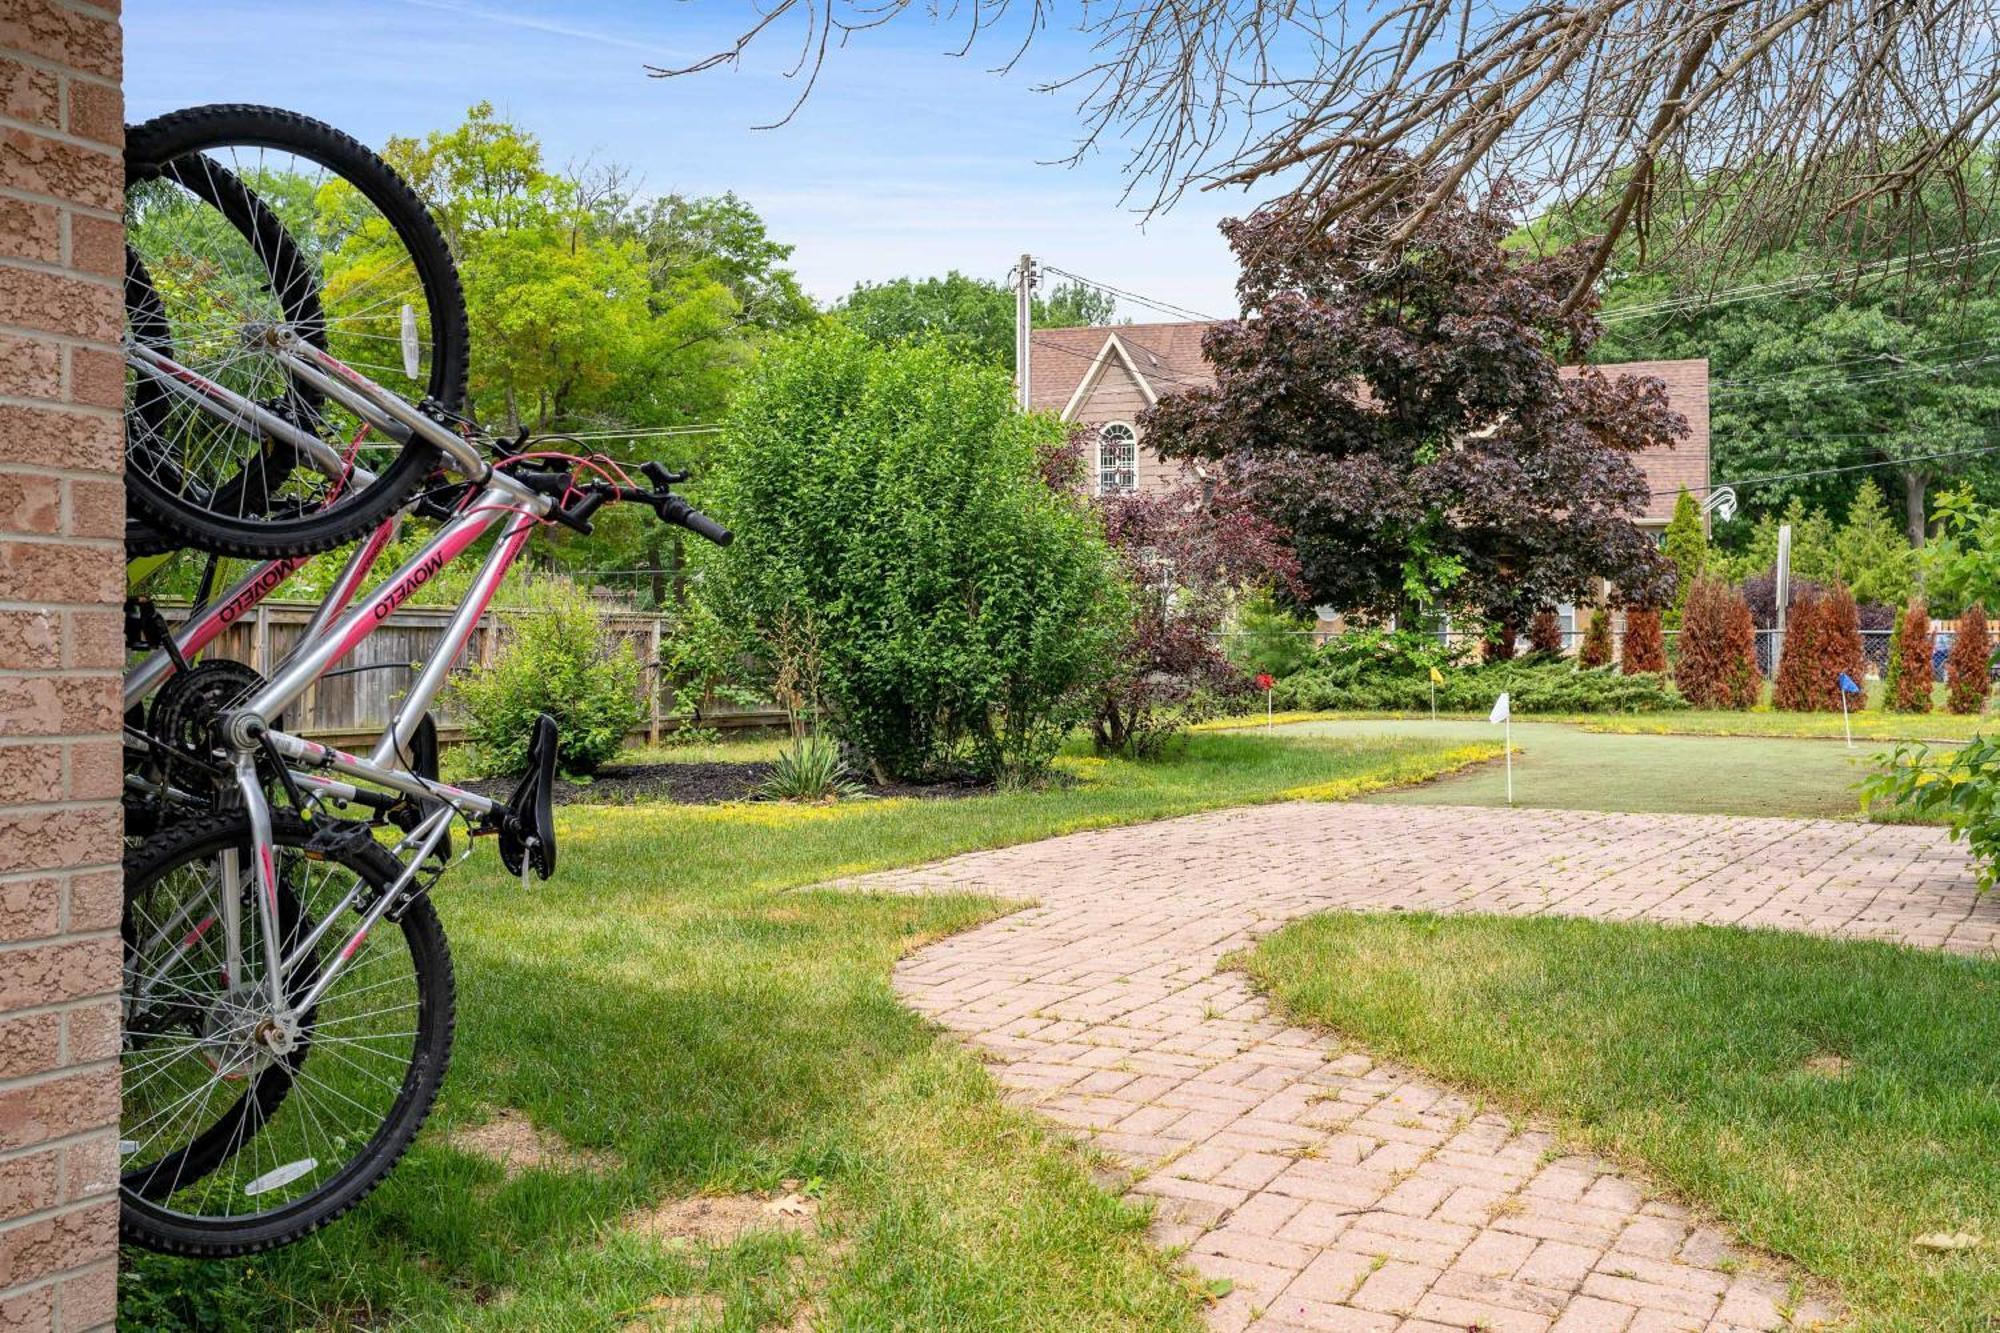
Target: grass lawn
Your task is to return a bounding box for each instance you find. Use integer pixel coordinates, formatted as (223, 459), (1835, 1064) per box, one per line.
(124, 730), (1493, 1332)
(1246, 913), (2000, 1331)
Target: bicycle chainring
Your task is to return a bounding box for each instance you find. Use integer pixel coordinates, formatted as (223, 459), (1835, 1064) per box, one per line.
(144, 659), (275, 806)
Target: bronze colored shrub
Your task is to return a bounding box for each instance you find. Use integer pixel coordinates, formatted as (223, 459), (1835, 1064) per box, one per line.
(1578, 606), (1613, 668)
(1820, 582), (1867, 712)
(1528, 607), (1563, 655)
(1948, 604), (1992, 715)
(1621, 606), (1666, 674)
(1718, 588), (1762, 709)
(1673, 578), (1730, 707)
(1890, 602), (1934, 714)
(1483, 617), (1518, 663)
(1773, 590), (1826, 711)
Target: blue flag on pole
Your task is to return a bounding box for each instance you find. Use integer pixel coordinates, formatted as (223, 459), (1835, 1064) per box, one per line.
(1838, 672), (1860, 695)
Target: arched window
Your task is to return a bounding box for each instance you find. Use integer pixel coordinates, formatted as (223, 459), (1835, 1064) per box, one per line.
(1097, 422), (1138, 496)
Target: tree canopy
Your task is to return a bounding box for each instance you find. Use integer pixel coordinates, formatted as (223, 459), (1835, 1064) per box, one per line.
(1142, 167), (1677, 624)
(833, 271), (1116, 369)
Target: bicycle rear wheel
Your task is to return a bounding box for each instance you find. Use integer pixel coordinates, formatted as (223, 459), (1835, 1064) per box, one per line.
(120, 812), (455, 1256)
(124, 104), (469, 558)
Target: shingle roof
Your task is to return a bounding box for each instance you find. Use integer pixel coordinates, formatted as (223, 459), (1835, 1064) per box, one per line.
(1027, 323), (1708, 524)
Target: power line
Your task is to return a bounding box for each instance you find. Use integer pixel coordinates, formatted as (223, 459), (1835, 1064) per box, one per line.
(1650, 440), (2000, 501)
(1040, 264), (1226, 324)
(1026, 332), (1214, 394)
(1602, 237), (2000, 325)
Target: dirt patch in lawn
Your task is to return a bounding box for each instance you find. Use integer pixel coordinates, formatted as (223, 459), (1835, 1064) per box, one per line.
(465, 761), (994, 807)
(630, 1186), (819, 1248)
(449, 1108), (616, 1178)
(1801, 1052), (1854, 1079)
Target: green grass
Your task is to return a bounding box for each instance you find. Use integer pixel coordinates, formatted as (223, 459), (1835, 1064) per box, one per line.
(124, 730), (1493, 1331)
(1245, 913), (2000, 1330)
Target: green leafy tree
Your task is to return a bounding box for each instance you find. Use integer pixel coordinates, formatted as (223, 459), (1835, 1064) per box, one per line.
(833, 271), (1117, 369)
(1661, 489), (1707, 623)
(692, 328), (1128, 781)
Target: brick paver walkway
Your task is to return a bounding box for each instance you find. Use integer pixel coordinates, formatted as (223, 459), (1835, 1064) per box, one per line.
(848, 803), (1998, 1332)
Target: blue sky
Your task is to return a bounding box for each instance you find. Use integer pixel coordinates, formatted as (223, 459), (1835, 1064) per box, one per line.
(126, 0), (1250, 320)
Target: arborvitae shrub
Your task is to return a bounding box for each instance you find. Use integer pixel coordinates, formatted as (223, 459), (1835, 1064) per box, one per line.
(1948, 603), (1992, 715)
(1621, 606), (1666, 674)
(1890, 602), (1934, 714)
(1578, 606), (1613, 667)
(1718, 587), (1762, 709)
(1820, 582), (1867, 712)
(1673, 578), (1730, 707)
(1483, 618), (1517, 662)
(1773, 590), (1825, 711)
(1528, 607), (1563, 655)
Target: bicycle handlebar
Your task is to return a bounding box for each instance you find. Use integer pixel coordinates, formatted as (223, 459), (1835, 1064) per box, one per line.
(511, 461), (732, 545)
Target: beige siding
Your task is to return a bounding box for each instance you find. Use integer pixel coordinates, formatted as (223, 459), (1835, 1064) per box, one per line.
(1074, 361), (1189, 496)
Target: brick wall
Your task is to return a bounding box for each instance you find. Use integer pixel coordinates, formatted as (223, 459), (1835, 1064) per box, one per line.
(0, 2), (125, 1329)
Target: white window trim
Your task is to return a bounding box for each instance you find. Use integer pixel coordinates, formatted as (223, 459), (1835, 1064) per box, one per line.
(1097, 421), (1140, 497)
(1059, 333), (1159, 423)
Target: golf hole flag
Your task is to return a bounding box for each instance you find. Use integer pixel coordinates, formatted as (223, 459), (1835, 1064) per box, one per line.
(1838, 672), (1859, 748)
(1428, 665), (1444, 719)
(1489, 692), (1513, 803)
(1488, 692), (1510, 724)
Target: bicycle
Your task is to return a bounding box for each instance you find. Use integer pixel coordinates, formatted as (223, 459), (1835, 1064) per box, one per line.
(117, 105), (732, 1256)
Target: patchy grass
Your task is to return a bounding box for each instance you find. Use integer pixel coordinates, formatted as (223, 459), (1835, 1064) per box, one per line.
(123, 730), (1491, 1331)
(1246, 913), (2000, 1330)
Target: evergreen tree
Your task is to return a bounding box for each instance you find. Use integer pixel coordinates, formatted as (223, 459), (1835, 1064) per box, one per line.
(1718, 587), (1762, 709)
(1947, 604), (1992, 715)
(1661, 489), (1708, 624)
(1528, 607), (1564, 655)
(1621, 607), (1666, 674)
(1578, 605), (1613, 667)
(1890, 602), (1935, 713)
(1833, 484), (1917, 609)
(1821, 582), (1867, 711)
(1773, 590), (1826, 711)
(1673, 577), (1730, 706)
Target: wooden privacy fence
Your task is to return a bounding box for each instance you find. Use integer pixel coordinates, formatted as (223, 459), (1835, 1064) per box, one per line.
(156, 599), (782, 748)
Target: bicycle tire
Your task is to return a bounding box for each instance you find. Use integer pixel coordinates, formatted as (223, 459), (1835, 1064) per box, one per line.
(123, 104), (469, 558)
(119, 812), (456, 1256)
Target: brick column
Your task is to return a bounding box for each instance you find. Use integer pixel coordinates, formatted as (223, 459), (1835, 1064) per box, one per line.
(0, 3), (126, 1330)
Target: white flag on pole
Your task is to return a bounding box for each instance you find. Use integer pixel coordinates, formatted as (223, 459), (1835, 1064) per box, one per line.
(1488, 692), (1510, 724)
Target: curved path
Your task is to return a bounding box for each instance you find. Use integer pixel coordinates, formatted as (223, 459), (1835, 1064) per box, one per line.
(845, 803), (1998, 1332)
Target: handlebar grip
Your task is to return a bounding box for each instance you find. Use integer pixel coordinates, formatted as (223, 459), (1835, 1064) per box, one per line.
(553, 490), (607, 534)
(661, 495), (733, 546)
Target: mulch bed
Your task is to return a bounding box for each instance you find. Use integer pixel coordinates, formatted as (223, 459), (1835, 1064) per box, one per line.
(464, 761), (994, 807)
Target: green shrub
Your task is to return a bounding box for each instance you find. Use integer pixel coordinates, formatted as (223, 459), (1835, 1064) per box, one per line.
(453, 579), (644, 776)
(1866, 737), (2000, 889)
(1225, 590), (1316, 680)
(1274, 653), (1684, 714)
(691, 327), (1127, 782)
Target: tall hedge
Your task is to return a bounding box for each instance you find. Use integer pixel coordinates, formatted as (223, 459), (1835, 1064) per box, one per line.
(1675, 577), (1758, 709)
(1821, 582), (1867, 712)
(1621, 606), (1666, 674)
(697, 328), (1128, 780)
(1773, 590), (1827, 711)
(1889, 602), (1934, 713)
(1948, 603), (1992, 716)
(1578, 605), (1613, 667)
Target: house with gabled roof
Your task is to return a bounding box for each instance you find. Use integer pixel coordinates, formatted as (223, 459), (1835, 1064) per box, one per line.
(1026, 321), (1711, 541)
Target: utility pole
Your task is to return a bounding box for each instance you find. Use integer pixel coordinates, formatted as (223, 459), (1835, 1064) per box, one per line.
(1012, 253), (1037, 411)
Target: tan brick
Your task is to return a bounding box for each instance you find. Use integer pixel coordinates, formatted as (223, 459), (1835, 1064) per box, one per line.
(0, 609), (57, 670)
(0, 1282), (53, 1331)
(0, 335), (60, 399)
(0, 404), (118, 472)
(64, 737), (117, 800)
(0, 1196), (115, 1285)
(0, 473), (59, 534)
(0, 744), (60, 804)
(62, 77), (120, 148)
(0, 803), (118, 874)
(0, 877), (58, 942)
(0, 197), (58, 266)
(64, 212), (119, 282)
(0, 58), (56, 129)
(63, 346), (120, 411)
(61, 609), (118, 672)
(60, 1131), (117, 1203)
(0, 1010), (58, 1078)
(0, 264), (116, 342)
(56, 1257), (116, 1326)
(0, 1149), (58, 1218)
(61, 997), (116, 1062)
(0, 1067), (118, 1152)
(0, 539), (121, 604)
(0, 1), (120, 81)
(0, 936), (115, 1009)
(0, 126), (117, 211)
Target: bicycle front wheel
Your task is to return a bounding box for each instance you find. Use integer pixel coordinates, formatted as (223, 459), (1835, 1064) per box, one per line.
(124, 104), (469, 558)
(119, 812), (455, 1256)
